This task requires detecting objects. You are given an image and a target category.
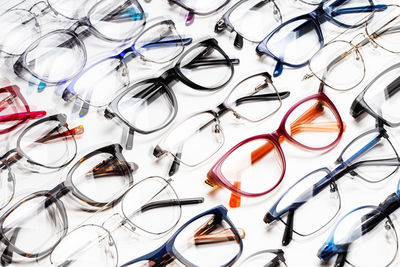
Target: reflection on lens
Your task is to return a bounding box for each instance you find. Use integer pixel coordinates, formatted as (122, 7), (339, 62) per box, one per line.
(366, 11), (400, 53)
(24, 31), (86, 83)
(71, 152), (131, 204)
(70, 57), (129, 107)
(267, 19), (321, 65)
(364, 64), (400, 125)
(229, 0), (282, 42)
(47, 0), (98, 19)
(329, 206), (398, 266)
(135, 21), (184, 63)
(226, 73), (282, 121)
(161, 112), (223, 166)
(309, 41), (365, 91)
(340, 130), (399, 183)
(50, 224), (118, 267)
(178, 44), (233, 89)
(122, 176), (181, 234)
(0, 9), (40, 55)
(174, 214), (241, 266)
(275, 169), (340, 236)
(2, 195), (66, 256)
(239, 250), (287, 267)
(117, 82), (176, 132)
(19, 119), (77, 168)
(285, 98), (341, 148)
(88, 0), (145, 41)
(220, 138), (284, 195)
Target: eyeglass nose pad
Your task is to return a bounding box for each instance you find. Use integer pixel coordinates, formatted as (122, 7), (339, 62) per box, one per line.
(102, 213), (137, 234)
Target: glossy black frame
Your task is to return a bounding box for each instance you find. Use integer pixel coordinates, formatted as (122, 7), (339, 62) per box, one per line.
(104, 38), (239, 149)
(351, 62), (400, 127)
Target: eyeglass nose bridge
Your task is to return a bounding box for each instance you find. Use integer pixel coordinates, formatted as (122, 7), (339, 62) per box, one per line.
(102, 213), (137, 233)
(350, 33), (369, 49)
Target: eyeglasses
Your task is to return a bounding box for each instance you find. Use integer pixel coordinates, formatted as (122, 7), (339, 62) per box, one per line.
(206, 83), (344, 208)
(61, 19), (192, 117)
(153, 71), (290, 176)
(304, 5), (400, 91)
(13, 0), (147, 85)
(0, 85), (46, 135)
(0, 144), (137, 264)
(215, 0), (282, 48)
(49, 176), (204, 266)
(121, 205), (244, 267)
(239, 249), (287, 267)
(0, 0), (79, 56)
(0, 113), (83, 210)
(263, 121), (400, 246)
(147, 0), (231, 25)
(351, 62), (400, 127)
(104, 38), (239, 150)
(318, 180), (400, 267)
(256, 0), (387, 77)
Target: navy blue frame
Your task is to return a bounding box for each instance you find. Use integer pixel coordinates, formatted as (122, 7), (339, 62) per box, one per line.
(256, 0), (386, 77)
(121, 205), (243, 267)
(318, 179), (400, 266)
(264, 122), (400, 245)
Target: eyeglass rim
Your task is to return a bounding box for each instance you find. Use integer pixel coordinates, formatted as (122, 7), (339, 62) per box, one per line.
(350, 62), (400, 127)
(169, 0), (231, 15)
(215, 0), (283, 43)
(122, 205), (243, 267)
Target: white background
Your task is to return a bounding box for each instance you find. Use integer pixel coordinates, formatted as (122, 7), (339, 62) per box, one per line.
(1, 0), (400, 266)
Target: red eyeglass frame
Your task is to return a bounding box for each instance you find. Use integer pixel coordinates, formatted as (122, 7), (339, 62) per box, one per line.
(0, 85), (46, 134)
(206, 87), (345, 207)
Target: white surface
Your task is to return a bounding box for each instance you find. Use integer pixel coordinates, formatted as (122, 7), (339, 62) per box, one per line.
(1, 0), (400, 266)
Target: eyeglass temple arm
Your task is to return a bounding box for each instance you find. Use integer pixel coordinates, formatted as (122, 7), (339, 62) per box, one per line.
(331, 4), (387, 17)
(234, 92), (290, 106)
(182, 58), (240, 70)
(140, 198), (204, 213)
(0, 111), (46, 122)
(0, 227), (21, 266)
(193, 215), (245, 245)
(86, 156), (138, 179)
(34, 125), (84, 144)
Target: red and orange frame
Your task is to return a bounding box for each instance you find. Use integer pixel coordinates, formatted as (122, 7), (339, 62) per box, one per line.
(0, 85), (46, 135)
(206, 86), (345, 207)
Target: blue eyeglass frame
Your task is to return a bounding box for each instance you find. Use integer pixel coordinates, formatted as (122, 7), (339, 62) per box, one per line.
(256, 0), (387, 77)
(317, 179), (400, 265)
(264, 121), (400, 245)
(121, 205), (243, 267)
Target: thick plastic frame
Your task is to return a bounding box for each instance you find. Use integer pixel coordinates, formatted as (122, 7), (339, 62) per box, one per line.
(13, 0), (146, 85)
(351, 62), (400, 127)
(207, 85), (344, 198)
(121, 205), (243, 267)
(104, 38), (239, 149)
(0, 144), (134, 261)
(62, 19), (193, 111)
(0, 85), (46, 135)
(256, 0), (384, 76)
